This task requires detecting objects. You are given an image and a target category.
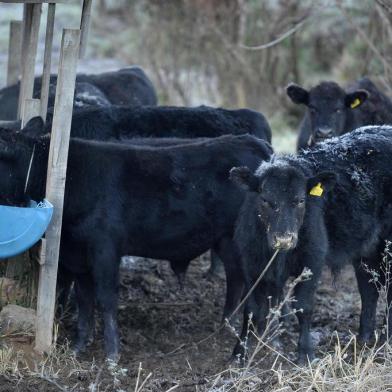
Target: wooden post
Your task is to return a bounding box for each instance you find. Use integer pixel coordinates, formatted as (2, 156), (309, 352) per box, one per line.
(22, 98), (41, 127)
(40, 3), (56, 121)
(35, 29), (81, 354)
(7, 21), (23, 87)
(79, 0), (92, 58)
(18, 3), (42, 120)
(7, 5), (42, 280)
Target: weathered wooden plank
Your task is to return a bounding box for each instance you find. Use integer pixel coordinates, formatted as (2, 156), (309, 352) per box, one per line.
(6, 20), (23, 87)
(18, 3), (41, 120)
(17, 4), (32, 118)
(0, 120), (21, 128)
(35, 28), (81, 354)
(40, 3), (56, 120)
(0, 1), (69, 3)
(22, 98), (41, 127)
(79, 0), (92, 58)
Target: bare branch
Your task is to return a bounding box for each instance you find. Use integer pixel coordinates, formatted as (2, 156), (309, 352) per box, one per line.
(336, 0), (392, 76)
(239, 17), (309, 51)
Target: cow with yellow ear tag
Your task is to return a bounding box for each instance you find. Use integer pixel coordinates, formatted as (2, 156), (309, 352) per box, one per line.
(230, 125), (392, 365)
(286, 77), (392, 151)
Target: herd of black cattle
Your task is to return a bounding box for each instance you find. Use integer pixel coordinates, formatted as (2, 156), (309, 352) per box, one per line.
(1, 66), (392, 364)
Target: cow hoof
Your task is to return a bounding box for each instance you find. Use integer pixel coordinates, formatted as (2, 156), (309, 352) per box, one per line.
(106, 353), (121, 366)
(231, 343), (248, 365)
(296, 353), (315, 366)
(356, 334), (375, 347)
(71, 343), (87, 357)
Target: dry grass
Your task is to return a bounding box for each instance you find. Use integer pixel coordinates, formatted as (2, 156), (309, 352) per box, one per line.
(272, 336), (392, 392)
(204, 243), (392, 392)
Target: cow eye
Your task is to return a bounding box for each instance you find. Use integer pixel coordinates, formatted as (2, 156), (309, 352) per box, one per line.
(261, 197), (270, 206)
(261, 197), (275, 209)
(298, 199), (305, 205)
(335, 108), (342, 113)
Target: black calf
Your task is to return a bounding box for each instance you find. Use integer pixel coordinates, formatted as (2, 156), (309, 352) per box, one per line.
(231, 126), (392, 362)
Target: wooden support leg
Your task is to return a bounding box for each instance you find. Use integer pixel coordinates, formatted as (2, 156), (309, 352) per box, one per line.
(40, 3), (56, 121)
(17, 3), (42, 121)
(22, 98), (41, 127)
(79, 0), (93, 58)
(35, 29), (81, 354)
(7, 20), (23, 88)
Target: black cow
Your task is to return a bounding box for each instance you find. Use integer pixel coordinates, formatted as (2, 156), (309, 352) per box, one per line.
(0, 66), (157, 120)
(0, 129), (272, 360)
(287, 78), (392, 150)
(230, 125), (392, 363)
(45, 82), (110, 109)
(23, 105), (272, 143)
(12, 104), (271, 285)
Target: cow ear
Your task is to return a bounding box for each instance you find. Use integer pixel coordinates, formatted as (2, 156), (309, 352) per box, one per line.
(345, 89), (369, 109)
(286, 83), (309, 105)
(230, 166), (258, 192)
(22, 116), (46, 138)
(307, 171), (337, 197)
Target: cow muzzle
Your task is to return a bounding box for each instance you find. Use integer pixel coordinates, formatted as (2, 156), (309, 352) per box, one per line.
(314, 127), (333, 141)
(272, 233), (297, 250)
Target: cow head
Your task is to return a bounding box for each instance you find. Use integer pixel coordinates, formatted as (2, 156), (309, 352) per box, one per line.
(0, 125), (45, 206)
(230, 162), (336, 251)
(286, 81), (369, 145)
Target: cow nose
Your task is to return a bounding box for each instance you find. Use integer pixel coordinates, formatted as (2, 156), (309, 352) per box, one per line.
(273, 233), (296, 250)
(315, 128), (333, 139)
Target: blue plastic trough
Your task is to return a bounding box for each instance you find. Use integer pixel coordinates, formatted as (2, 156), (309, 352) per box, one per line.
(0, 199), (53, 259)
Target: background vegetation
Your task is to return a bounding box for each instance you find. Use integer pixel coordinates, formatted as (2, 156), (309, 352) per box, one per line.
(1, 0), (392, 150)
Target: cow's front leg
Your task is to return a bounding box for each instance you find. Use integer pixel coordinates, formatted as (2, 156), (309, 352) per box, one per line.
(293, 263), (322, 365)
(355, 259), (379, 345)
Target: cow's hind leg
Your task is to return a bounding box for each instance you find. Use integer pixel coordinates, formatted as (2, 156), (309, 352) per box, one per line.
(214, 237), (244, 321)
(73, 273), (95, 354)
(90, 242), (121, 362)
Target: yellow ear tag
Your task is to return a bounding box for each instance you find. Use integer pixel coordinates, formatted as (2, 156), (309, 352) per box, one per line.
(309, 182), (324, 197)
(350, 98), (361, 109)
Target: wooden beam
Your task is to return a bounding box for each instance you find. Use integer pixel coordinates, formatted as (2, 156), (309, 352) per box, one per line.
(79, 0), (92, 58)
(35, 28), (81, 354)
(40, 3), (56, 121)
(17, 4), (32, 118)
(7, 20), (23, 87)
(0, 1), (69, 3)
(18, 3), (42, 120)
(22, 98), (41, 127)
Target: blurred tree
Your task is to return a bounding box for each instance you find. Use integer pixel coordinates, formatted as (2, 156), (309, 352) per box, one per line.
(90, 0), (390, 128)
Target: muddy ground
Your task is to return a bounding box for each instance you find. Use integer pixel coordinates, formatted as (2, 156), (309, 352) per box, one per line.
(0, 254), (375, 391)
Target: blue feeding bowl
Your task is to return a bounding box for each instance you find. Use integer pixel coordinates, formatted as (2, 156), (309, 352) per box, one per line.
(0, 199), (53, 259)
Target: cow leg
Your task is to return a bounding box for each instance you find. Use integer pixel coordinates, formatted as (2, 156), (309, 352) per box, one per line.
(90, 243), (121, 362)
(214, 237), (244, 321)
(355, 259), (379, 345)
(232, 293), (260, 361)
(73, 273), (95, 354)
(232, 282), (280, 361)
(293, 264), (322, 364)
(56, 266), (75, 317)
(205, 249), (223, 279)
